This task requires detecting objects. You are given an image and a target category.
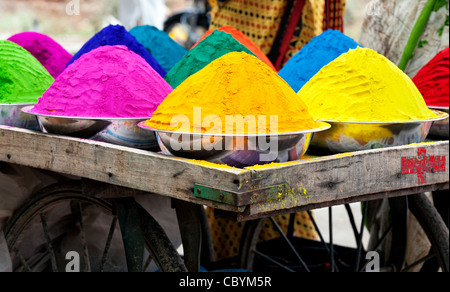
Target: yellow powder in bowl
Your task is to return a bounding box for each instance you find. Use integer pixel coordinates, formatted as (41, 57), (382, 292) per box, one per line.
(146, 52), (323, 135)
(298, 47), (438, 123)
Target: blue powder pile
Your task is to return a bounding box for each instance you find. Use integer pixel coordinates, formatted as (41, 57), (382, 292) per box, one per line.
(66, 25), (167, 77)
(129, 25), (187, 72)
(279, 29), (361, 93)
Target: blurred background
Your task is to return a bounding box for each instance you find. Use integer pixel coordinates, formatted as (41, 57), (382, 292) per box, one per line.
(0, 0), (371, 54)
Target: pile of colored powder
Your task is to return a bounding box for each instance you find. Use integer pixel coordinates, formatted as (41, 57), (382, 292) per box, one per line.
(30, 45), (172, 118)
(66, 25), (166, 78)
(129, 25), (187, 72)
(279, 29), (361, 93)
(192, 26), (276, 71)
(7, 32), (72, 78)
(298, 47), (438, 122)
(146, 52), (323, 134)
(412, 47), (449, 108)
(0, 40), (54, 104)
(164, 30), (256, 88)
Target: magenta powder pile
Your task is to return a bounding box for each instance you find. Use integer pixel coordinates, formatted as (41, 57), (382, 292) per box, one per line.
(8, 32), (72, 78)
(30, 45), (173, 118)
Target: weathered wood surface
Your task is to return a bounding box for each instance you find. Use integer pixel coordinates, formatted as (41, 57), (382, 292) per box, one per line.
(0, 126), (248, 212)
(1, 126), (448, 220)
(240, 141), (449, 219)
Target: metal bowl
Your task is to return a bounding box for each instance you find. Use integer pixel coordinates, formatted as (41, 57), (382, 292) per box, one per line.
(22, 106), (111, 139)
(91, 118), (159, 150)
(310, 111), (449, 154)
(138, 121), (331, 168)
(427, 107), (449, 139)
(0, 103), (40, 130)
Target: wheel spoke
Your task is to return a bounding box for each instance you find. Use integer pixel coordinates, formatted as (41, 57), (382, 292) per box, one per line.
(40, 213), (58, 272)
(345, 204), (362, 249)
(143, 254), (154, 272)
(307, 210), (340, 272)
(253, 249), (296, 272)
(401, 253), (435, 272)
(13, 247), (31, 272)
(359, 224), (393, 272)
(329, 207), (335, 272)
(98, 215), (118, 272)
(269, 217), (310, 272)
(76, 202), (91, 272)
(355, 202), (368, 272)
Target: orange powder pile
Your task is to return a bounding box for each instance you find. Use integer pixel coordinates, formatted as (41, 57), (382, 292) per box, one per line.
(145, 52), (322, 135)
(192, 26), (277, 71)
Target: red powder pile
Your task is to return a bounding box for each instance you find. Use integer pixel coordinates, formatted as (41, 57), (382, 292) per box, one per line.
(8, 32), (72, 78)
(192, 25), (276, 71)
(413, 47), (449, 108)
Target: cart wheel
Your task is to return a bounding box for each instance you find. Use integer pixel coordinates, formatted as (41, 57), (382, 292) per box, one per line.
(238, 193), (449, 272)
(4, 181), (187, 272)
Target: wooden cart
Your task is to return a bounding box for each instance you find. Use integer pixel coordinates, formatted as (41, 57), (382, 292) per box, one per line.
(1, 125), (448, 272)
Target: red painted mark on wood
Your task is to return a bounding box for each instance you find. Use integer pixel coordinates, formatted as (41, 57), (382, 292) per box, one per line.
(401, 148), (446, 184)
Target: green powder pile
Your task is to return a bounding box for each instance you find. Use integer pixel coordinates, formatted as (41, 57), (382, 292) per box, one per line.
(0, 40), (54, 104)
(164, 30), (255, 88)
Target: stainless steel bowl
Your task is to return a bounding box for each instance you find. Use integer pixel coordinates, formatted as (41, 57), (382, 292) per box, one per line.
(92, 118), (159, 150)
(138, 121), (331, 168)
(0, 103), (40, 130)
(22, 106), (111, 139)
(427, 107), (449, 139)
(310, 111), (449, 154)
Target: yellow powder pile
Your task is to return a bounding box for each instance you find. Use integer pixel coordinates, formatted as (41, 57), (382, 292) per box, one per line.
(146, 52), (323, 134)
(298, 47), (438, 123)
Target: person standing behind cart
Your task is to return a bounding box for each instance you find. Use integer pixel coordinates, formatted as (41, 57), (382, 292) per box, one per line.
(208, 0), (346, 70)
(204, 0), (347, 265)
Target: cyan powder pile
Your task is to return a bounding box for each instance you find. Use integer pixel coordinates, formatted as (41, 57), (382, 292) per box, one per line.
(66, 25), (167, 78)
(7, 32), (72, 78)
(129, 25), (187, 72)
(164, 30), (255, 88)
(30, 45), (172, 118)
(279, 29), (361, 92)
(0, 40), (54, 104)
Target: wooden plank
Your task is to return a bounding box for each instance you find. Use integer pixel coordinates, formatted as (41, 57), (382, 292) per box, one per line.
(0, 126), (251, 212)
(232, 183), (449, 221)
(241, 141), (449, 216)
(1, 126), (448, 217)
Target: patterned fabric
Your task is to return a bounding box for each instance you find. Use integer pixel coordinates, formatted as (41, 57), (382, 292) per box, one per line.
(208, 0), (346, 70)
(209, 0), (288, 55)
(206, 208), (317, 261)
(206, 0), (346, 262)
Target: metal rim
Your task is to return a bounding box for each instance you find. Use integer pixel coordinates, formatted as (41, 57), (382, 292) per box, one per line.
(428, 106), (449, 112)
(21, 106), (151, 121)
(319, 110), (448, 125)
(137, 121), (332, 137)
